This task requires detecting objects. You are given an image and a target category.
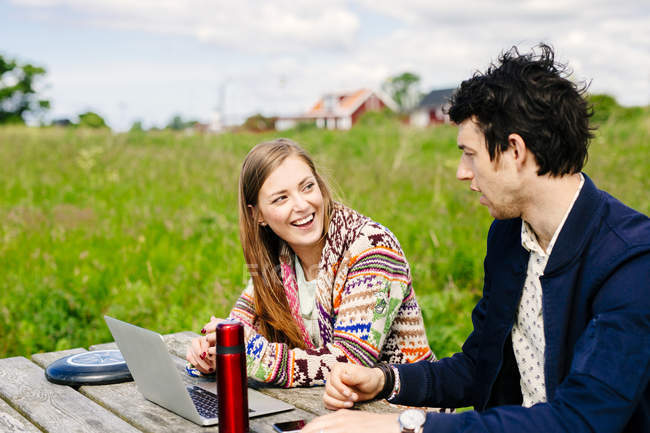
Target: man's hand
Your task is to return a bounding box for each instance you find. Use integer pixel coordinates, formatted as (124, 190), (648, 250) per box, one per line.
(323, 362), (385, 410)
(301, 409), (399, 433)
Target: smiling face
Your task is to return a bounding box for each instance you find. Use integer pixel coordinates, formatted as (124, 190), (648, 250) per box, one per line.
(255, 155), (325, 256)
(456, 118), (522, 220)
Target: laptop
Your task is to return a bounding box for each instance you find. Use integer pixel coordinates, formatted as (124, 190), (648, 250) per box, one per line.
(104, 315), (294, 426)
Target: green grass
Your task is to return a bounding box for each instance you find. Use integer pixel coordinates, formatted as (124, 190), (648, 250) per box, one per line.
(1, 108), (648, 360)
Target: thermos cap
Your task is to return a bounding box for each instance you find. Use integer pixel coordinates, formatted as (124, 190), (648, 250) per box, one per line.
(216, 319), (245, 351)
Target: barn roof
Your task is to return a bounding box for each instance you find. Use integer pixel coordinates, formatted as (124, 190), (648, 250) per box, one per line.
(418, 88), (455, 109)
(306, 89), (397, 117)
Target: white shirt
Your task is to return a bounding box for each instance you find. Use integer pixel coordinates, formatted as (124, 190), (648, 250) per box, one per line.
(294, 256), (319, 343)
(512, 174), (584, 407)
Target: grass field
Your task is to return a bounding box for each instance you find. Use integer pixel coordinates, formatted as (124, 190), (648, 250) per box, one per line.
(1, 107), (648, 360)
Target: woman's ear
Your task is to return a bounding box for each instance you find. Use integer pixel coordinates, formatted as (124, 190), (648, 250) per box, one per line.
(248, 204), (266, 226)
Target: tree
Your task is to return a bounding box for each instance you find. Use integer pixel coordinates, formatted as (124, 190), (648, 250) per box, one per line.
(166, 114), (197, 131)
(129, 120), (144, 132)
(0, 54), (50, 124)
(78, 111), (108, 129)
(242, 113), (276, 132)
(381, 72), (421, 113)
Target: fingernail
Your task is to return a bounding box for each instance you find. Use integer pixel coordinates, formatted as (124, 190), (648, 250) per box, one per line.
(200, 352), (206, 359)
(200, 328), (206, 334)
(209, 367), (214, 372)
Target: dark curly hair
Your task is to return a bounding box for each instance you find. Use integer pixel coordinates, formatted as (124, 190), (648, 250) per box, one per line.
(448, 43), (594, 176)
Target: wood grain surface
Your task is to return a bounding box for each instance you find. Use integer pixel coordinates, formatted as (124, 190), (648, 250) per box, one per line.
(0, 356), (141, 433)
(0, 397), (42, 433)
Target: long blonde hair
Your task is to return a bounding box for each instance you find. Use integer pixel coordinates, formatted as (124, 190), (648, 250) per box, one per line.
(238, 138), (334, 349)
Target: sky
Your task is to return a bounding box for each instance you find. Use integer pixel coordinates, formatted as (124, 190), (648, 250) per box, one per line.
(1, 0), (649, 131)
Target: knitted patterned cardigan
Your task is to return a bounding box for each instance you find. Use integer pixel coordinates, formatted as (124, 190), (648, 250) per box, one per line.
(229, 203), (434, 387)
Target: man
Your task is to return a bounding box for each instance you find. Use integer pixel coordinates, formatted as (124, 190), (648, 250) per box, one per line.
(302, 44), (649, 433)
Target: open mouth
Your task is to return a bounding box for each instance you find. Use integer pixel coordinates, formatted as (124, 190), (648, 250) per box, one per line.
(291, 213), (315, 227)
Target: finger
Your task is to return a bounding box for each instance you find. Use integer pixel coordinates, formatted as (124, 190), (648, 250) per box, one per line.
(186, 346), (195, 364)
(325, 371), (355, 402)
(324, 381), (353, 407)
(323, 390), (354, 410)
(204, 317), (224, 333)
(186, 346), (203, 372)
(194, 353), (213, 373)
(300, 413), (334, 433)
(328, 365), (359, 400)
(191, 337), (212, 372)
(205, 331), (216, 345)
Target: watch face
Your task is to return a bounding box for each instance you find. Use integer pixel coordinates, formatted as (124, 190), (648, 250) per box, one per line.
(399, 409), (426, 429)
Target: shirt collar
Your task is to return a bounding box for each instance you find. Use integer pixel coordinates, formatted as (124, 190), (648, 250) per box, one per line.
(521, 173), (585, 257)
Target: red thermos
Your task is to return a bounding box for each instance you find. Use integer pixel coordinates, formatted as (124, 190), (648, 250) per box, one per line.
(216, 319), (249, 433)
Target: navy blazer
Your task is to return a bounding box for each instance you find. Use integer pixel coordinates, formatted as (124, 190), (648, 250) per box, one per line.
(393, 174), (650, 432)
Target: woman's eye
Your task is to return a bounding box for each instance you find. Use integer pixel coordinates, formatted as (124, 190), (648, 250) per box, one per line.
(272, 196), (286, 204)
(304, 182), (314, 191)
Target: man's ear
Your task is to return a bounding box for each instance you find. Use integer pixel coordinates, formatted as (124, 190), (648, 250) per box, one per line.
(508, 133), (528, 171)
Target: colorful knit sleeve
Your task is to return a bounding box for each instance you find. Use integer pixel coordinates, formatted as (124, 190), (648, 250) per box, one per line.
(326, 222), (425, 366)
(228, 223), (429, 388)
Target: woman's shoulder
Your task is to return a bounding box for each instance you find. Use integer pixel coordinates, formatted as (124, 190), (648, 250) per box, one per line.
(330, 202), (404, 255)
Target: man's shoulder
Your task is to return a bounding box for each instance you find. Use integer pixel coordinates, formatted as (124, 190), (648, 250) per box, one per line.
(598, 189), (650, 250)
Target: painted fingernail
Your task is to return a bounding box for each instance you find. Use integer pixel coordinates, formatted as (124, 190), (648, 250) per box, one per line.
(209, 367), (214, 372)
(200, 352), (206, 359)
(200, 328), (206, 334)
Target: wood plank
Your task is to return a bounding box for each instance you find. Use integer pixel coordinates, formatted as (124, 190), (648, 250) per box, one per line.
(31, 348), (87, 369)
(36, 343), (215, 432)
(80, 336), (313, 433)
(0, 398), (42, 433)
(0, 356), (141, 433)
(161, 331), (197, 359)
(162, 333), (402, 415)
(255, 384), (401, 416)
(89, 331), (196, 359)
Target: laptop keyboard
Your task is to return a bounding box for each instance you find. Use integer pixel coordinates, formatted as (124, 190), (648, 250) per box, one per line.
(188, 386), (220, 418)
(187, 386), (254, 419)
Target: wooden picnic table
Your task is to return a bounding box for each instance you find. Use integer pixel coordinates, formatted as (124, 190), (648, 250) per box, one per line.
(0, 331), (407, 433)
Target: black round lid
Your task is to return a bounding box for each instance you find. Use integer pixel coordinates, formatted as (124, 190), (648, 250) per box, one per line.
(45, 350), (133, 386)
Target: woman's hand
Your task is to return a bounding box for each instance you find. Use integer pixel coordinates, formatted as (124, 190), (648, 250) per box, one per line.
(185, 316), (224, 373)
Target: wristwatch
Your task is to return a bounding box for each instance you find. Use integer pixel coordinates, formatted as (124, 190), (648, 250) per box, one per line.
(398, 408), (426, 433)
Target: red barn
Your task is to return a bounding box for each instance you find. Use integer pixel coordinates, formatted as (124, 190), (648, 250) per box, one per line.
(276, 89), (397, 131)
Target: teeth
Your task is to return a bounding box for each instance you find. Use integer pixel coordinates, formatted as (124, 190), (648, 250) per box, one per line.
(294, 214), (314, 225)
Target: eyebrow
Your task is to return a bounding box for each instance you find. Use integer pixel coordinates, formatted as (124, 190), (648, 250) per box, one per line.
(268, 176), (314, 197)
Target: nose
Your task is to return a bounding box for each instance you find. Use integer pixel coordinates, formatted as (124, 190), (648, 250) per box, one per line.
(456, 158), (473, 181)
(292, 192), (310, 212)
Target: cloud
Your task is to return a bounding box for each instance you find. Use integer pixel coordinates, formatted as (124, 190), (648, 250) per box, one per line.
(351, 0), (650, 104)
(10, 0), (360, 53)
(8, 0), (649, 130)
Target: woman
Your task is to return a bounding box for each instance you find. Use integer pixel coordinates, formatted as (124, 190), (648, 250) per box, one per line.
(187, 138), (433, 387)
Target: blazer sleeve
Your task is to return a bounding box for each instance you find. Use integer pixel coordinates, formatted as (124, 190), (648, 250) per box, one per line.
(401, 252), (650, 433)
(392, 283), (486, 408)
